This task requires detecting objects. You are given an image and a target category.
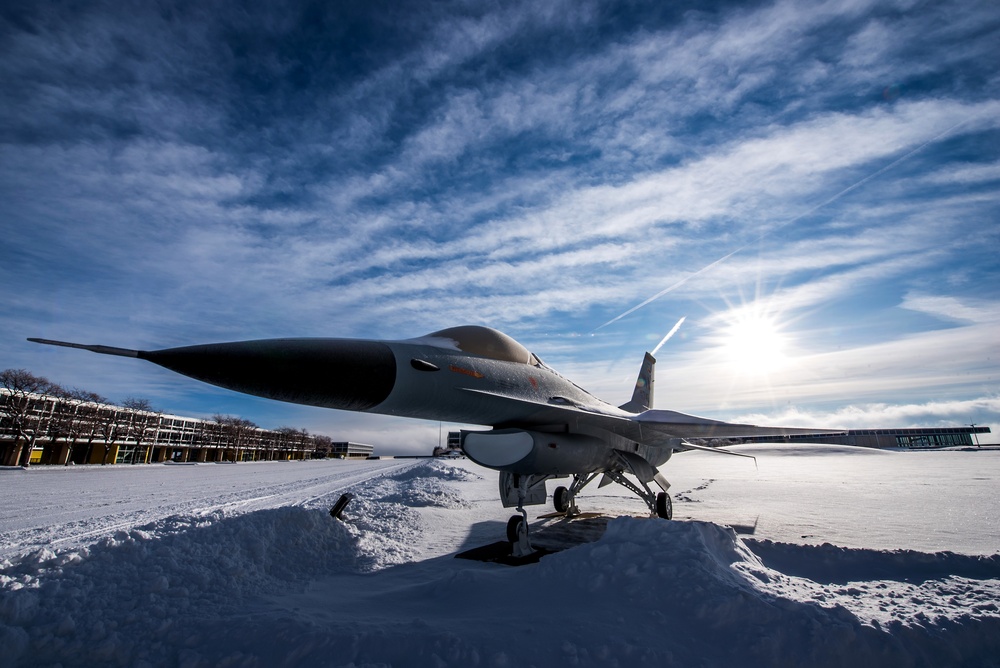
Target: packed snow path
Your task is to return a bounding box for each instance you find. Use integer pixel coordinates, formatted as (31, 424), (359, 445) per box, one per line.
(1, 446), (999, 667)
(0, 458), (417, 560)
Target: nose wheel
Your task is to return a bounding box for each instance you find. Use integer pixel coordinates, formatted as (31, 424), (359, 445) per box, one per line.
(506, 510), (532, 556)
(506, 514), (524, 542)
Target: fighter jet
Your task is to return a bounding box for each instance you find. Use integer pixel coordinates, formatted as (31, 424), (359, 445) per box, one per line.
(30, 326), (839, 555)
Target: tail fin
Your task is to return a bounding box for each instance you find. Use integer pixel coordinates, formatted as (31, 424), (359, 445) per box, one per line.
(619, 352), (655, 413)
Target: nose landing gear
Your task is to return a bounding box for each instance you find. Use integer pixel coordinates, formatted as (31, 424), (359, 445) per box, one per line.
(501, 472), (550, 557)
(505, 510), (531, 557)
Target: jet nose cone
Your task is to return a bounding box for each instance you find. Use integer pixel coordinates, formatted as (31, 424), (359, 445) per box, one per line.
(141, 339), (396, 411)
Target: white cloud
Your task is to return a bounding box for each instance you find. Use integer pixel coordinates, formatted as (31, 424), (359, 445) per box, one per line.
(900, 294), (1000, 324)
(648, 318), (997, 416)
(923, 162), (1000, 186)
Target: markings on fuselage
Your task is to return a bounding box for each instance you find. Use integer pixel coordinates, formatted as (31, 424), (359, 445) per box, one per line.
(449, 364), (484, 379)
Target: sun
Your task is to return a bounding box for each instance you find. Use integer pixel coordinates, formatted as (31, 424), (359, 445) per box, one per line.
(719, 310), (789, 375)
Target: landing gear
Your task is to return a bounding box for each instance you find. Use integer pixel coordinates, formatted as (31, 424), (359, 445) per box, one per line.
(553, 486), (570, 513)
(506, 514), (524, 543)
(500, 473), (542, 557)
(656, 491), (673, 520)
(600, 467), (672, 519)
(506, 508), (531, 557)
(552, 472), (600, 517)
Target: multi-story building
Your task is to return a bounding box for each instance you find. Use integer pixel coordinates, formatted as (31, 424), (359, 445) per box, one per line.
(1, 389), (330, 465)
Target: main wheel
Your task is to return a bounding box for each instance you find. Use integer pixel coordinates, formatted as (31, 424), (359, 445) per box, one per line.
(553, 486), (570, 513)
(506, 515), (524, 543)
(656, 492), (673, 520)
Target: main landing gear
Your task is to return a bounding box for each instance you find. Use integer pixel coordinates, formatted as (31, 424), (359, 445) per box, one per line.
(655, 491), (672, 520)
(502, 466), (673, 556)
(550, 470), (673, 520)
(551, 472), (600, 517)
(553, 485), (570, 513)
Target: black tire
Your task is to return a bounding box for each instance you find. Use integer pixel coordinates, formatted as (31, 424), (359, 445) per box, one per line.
(553, 486), (570, 513)
(506, 515), (524, 543)
(656, 492), (673, 520)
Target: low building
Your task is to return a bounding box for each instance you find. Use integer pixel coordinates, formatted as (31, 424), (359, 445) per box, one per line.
(739, 426), (991, 449)
(316, 442), (375, 459)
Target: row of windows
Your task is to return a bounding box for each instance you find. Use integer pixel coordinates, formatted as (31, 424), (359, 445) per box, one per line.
(2, 393), (318, 451)
(895, 433), (972, 448)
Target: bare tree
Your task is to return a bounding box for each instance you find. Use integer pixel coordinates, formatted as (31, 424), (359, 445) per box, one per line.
(1, 369), (59, 466)
(313, 433), (333, 458)
(193, 419), (225, 462)
(91, 405), (132, 465)
(214, 414), (258, 462)
(122, 396), (155, 412)
(126, 408), (160, 464)
(60, 388), (109, 404)
(45, 398), (86, 465)
(118, 397), (159, 463)
(276, 426), (311, 460)
(72, 402), (108, 465)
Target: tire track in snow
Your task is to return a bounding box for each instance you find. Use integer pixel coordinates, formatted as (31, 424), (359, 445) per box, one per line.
(0, 460), (420, 559)
(191, 461), (420, 516)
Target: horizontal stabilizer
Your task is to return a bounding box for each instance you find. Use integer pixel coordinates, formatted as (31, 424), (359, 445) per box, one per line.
(28, 338), (140, 358)
(637, 408), (845, 440)
(679, 440), (757, 468)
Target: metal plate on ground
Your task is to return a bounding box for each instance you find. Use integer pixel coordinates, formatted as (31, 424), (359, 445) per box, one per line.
(454, 513), (622, 566)
(453, 541), (554, 566)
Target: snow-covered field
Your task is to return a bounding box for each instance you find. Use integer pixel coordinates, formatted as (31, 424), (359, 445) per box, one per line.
(1, 444), (999, 667)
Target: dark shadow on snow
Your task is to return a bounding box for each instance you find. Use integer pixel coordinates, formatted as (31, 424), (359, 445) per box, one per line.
(745, 538), (1000, 584)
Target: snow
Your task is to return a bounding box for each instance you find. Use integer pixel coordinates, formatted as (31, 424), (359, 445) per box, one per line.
(1, 445), (999, 667)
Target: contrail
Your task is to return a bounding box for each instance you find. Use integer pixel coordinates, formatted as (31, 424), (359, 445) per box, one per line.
(651, 316), (686, 356)
(595, 251), (739, 332)
(592, 119), (970, 333)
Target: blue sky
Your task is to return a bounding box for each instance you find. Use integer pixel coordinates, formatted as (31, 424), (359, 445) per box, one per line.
(2, 0), (998, 452)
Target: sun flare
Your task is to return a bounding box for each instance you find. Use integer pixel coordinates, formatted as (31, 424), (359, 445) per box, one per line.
(719, 312), (789, 375)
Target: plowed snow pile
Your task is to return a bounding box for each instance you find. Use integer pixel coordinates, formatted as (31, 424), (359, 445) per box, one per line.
(1, 447), (998, 667)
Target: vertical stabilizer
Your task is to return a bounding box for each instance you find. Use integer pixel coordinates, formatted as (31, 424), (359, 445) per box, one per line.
(619, 352), (655, 413)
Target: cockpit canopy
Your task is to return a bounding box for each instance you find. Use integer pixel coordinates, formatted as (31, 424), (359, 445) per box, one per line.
(415, 326), (542, 366)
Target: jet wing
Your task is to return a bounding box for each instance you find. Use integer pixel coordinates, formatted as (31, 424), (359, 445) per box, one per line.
(636, 409), (845, 445)
(458, 390), (842, 450)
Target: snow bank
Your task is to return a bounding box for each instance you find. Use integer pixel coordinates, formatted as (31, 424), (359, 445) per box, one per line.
(0, 507), (374, 666)
(1, 458), (998, 667)
(367, 461), (478, 508)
